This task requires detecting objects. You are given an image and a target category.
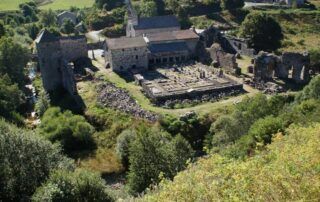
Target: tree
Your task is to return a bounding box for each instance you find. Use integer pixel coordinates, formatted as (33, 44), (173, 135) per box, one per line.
(239, 13), (283, 51)
(248, 116), (284, 145)
(0, 37), (29, 87)
(35, 90), (51, 117)
(61, 19), (75, 35)
(95, 0), (123, 10)
(0, 75), (23, 120)
(27, 23), (40, 40)
(40, 9), (56, 27)
(0, 21), (5, 38)
(221, 0), (244, 10)
(115, 129), (136, 169)
(38, 107), (95, 152)
(139, 0), (158, 17)
(296, 75), (320, 102)
(126, 126), (193, 194)
(0, 120), (72, 201)
(32, 169), (113, 202)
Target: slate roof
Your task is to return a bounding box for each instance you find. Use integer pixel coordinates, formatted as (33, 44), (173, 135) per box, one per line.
(35, 29), (57, 43)
(149, 42), (189, 53)
(146, 30), (199, 42)
(57, 11), (76, 18)
(134, 15), (180, 30)
(106, 37), (147, 50)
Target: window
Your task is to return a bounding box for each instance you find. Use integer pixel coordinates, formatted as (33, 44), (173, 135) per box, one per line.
(149, 59), (154, 64)
(163, 58), (168, 63)
(175, 57), (180, 62)
(169, 57), (174, 62)
(136, 55), (138, 59)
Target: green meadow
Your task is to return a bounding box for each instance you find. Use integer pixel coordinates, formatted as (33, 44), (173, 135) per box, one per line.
(0, 0), (94, 11)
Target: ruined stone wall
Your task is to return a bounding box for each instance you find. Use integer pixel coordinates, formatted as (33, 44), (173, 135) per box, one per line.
(226, 37), (256, 57)
(207, 43), (239, 74)
(282, 52), (310, 83)
(61, 61), (77, 95)
(60, 37), (87, 61)
(253, 51), (310, 84)
(108, 46), (148, 71)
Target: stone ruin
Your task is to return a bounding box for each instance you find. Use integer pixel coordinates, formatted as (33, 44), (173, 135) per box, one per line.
(207, 43), (240, 75)
(253, 51), (310, 84)
(196, 26), (242, 75)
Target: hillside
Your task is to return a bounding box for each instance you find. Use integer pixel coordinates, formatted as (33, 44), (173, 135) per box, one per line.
(0, 0), (94, 11)
(141, 124), (320, 201)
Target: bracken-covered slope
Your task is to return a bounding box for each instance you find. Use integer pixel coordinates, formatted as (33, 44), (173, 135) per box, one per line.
(141, 124), (320, 202)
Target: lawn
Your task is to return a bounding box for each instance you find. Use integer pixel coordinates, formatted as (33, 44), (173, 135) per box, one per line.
(39, 0), (94, 10)
(0, 0), (94, 11)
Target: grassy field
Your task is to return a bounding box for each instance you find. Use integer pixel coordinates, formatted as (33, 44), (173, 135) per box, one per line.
(0, 0), (94, 11)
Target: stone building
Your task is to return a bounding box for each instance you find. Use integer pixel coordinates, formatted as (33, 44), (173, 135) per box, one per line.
(57, 11), (77, 26)
(105, 37), (148, 72)
(105, 0), (200, 72)
(35, 29), (87, 94)
(126, 0), (180, 37)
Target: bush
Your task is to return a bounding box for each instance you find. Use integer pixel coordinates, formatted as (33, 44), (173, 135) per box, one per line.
(0, 120), (72, 201)
(142, 123), (320, 201)
(248, 116), (284, 145)
(296, 75), (320, 102)
(126, 126), (194, 194)
(115, 129), (137, 169)
(38, 107), (95, 153)
(32, 169), (113, 202)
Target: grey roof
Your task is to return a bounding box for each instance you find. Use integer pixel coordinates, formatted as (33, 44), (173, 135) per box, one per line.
(135, 15), (180, 30)
(35, 29), (57, 43)
(149, 42), (189, 53)
(107, 37), (147, 50)
(146, 30), (199, 42)
(57, 11), (76, 18)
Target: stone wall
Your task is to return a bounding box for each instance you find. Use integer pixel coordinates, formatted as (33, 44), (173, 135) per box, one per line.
(60, 37), (87, 61)
(108, 46), (148, 72)
(205, 43), (240, 74)
(36, 41), (63, 92)
(226, 37), (256, 57)
(253, 51), (310, 84)
(282, 52), (310, 84)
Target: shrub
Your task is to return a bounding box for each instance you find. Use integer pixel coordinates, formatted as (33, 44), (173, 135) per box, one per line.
(126, 126), (194, 194)
(32, 169), (113, 202)
(0, 120), (72, 201)
(115, 129), (137, 169)
(38, 107), (95, 153)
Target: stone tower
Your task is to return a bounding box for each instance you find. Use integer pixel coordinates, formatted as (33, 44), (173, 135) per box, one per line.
(35, 30), (64, 92)
(126, 0), (138, 37)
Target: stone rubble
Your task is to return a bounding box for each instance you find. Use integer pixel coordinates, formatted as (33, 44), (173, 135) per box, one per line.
(96, 81), (158, 122)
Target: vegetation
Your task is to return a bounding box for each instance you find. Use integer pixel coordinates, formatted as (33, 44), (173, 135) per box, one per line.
(141, 123), (320, 201)
(32, 169), (113, 202)
(0, 120), (73, 201)
(38, 107), (96, 153)
(240, 13), (283, 51)
(126, 126), (194, 194)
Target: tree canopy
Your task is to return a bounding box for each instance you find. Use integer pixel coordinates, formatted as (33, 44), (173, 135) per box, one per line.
(240, 13), (283, 51)
(0, 120), (72, 201)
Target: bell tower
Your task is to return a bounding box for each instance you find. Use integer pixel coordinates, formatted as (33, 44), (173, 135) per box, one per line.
(126, 0), (138, 26)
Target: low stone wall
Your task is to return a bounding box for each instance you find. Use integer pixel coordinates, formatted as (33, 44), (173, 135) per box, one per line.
(142, 81), (243, 106)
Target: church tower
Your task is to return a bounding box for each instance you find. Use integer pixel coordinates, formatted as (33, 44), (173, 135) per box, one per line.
(126, 0), (138, 37)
